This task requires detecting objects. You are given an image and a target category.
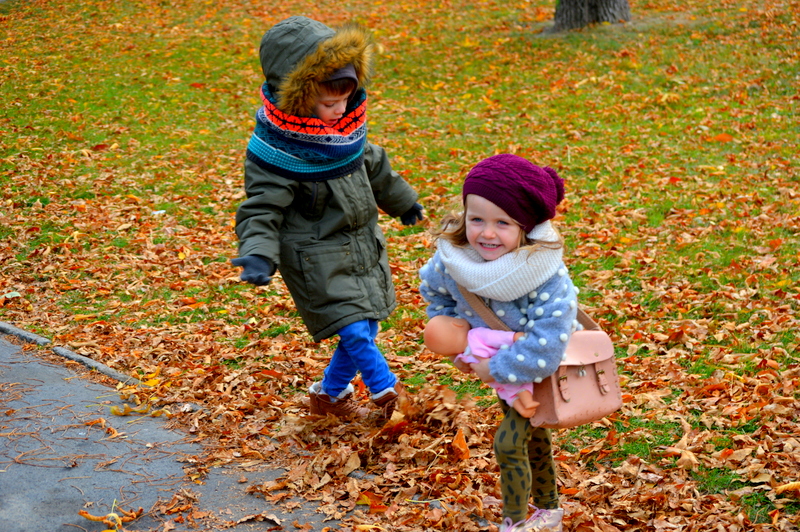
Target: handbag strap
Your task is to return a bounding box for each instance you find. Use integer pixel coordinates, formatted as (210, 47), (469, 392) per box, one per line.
(456, 283), (599, 332)
(457, 284), (511, 331)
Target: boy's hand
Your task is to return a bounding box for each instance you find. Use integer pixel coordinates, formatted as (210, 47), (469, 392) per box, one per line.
(400, 202), (424, 226)
(231, 255), (274, 286)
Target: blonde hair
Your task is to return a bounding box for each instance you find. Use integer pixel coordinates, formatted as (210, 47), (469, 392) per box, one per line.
(432, 210), (564, 255)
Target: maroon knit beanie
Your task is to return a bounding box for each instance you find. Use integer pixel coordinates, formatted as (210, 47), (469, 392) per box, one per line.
(463, 154), (564, 233)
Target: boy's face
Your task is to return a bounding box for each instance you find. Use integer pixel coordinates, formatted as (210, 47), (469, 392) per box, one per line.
(313, 86), (352, 126)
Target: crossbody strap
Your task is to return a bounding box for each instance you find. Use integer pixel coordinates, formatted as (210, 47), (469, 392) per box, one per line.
(457, 284), (510, 331)
(456, 283), (599, 331)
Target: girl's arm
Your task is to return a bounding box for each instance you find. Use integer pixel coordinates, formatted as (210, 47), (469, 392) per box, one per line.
(487, 272), (579, 385)
(419, 257), (460, 319)
(468, 330), (522, 382)
(420, 255), (471, 372)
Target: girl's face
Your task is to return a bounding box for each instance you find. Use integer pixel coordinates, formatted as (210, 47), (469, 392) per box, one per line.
(465, 194), (523, 261)
(313, 86), (351, 126)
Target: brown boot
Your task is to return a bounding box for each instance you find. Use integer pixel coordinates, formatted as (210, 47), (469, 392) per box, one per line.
(372, 382), (405, 425)
(308, 383), (370, 419)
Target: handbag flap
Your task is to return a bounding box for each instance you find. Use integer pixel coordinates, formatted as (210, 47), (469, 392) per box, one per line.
(562, 329), (614, 366)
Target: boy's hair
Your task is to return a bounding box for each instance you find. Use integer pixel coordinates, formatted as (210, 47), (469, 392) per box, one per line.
(433, 210), (563, 253)
(320, 77), (358, 97)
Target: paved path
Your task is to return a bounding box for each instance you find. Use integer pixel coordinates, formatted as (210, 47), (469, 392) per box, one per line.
(0, 325), (339, 531)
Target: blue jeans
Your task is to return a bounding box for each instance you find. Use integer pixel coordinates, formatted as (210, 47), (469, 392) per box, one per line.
(321, 319), (396, 398)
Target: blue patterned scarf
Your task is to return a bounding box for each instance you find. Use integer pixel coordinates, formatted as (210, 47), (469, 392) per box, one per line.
(246, 83), (368, 181)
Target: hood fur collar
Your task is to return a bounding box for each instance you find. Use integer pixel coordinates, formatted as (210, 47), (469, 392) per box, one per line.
(261, 17), (373, 117)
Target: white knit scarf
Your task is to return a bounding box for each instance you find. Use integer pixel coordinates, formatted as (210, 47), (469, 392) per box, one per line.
(437, 221), (563, 302)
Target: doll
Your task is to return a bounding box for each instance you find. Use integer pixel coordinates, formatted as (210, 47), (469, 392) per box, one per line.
(423, 315), (539, 418)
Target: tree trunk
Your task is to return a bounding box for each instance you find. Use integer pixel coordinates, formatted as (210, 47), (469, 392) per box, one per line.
(552, 0), (631, 32)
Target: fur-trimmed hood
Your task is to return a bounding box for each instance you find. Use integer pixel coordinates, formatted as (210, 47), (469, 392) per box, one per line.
(259, 16), (373, 117)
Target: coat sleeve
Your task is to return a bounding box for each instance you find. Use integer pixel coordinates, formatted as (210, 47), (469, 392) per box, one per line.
(363, 142), (419, 218)
(419, 253), (460, 319)
(234, 158), (296, 268)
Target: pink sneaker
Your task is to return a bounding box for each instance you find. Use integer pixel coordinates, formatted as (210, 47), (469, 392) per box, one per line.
(499, 508), (564, 532)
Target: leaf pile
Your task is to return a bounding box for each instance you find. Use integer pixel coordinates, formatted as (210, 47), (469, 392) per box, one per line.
(1, 0), (798, 530)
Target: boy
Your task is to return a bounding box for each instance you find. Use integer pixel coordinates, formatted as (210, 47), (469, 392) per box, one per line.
(232, 16), (423, 423)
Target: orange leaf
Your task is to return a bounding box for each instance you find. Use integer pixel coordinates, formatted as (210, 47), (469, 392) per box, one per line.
(78, 510), (122, 528)
(775, 481), (800, 494)
(452, 427), (470, 460)
(356, 491), (387, 513)
(712, 133), (733, 142)
(356, 491), (382, 506)
(78, 510), (108, 522)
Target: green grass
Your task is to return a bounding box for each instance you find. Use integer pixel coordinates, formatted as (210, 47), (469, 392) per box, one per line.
(262, 324), (291, 338)
(1, 1), (798, 527)
(693, 467), (742, 493)
(692, 468), (800, 524)
(403, 373), (429, 389)
(436, 373), (496, 405)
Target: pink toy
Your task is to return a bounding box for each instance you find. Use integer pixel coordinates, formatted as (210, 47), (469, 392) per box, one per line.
(423, 315), (539, 418)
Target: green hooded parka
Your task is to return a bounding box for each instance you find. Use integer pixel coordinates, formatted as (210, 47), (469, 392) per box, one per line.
(235, 16), (419, 341)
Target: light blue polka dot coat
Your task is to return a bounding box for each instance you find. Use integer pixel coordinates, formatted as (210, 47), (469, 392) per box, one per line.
(419, 251), (578, 386)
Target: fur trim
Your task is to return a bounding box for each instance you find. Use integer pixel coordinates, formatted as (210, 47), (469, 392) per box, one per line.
(278, 24), (373, 117)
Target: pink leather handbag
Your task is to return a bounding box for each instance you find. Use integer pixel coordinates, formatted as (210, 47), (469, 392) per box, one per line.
(457, 285), (622, 429)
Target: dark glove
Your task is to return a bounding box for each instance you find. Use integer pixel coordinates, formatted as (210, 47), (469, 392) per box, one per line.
(400, 202), (424, 226)
(231, 255), (274, 286)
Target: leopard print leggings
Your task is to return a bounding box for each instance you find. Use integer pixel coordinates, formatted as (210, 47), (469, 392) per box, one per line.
(494, 401), (559, 522)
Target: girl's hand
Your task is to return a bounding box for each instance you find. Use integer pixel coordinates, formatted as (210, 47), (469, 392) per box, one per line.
(470, 359), (495, 383)
(450, 355), (473, 374)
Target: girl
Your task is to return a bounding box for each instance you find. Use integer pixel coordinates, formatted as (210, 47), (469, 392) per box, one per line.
(419, 154), (578, 532)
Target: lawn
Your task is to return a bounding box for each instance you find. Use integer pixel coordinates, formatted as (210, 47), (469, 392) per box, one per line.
(1, 0), (798, 530)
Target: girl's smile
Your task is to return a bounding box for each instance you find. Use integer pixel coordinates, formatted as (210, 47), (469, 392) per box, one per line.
(465, 194), (523, 261)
